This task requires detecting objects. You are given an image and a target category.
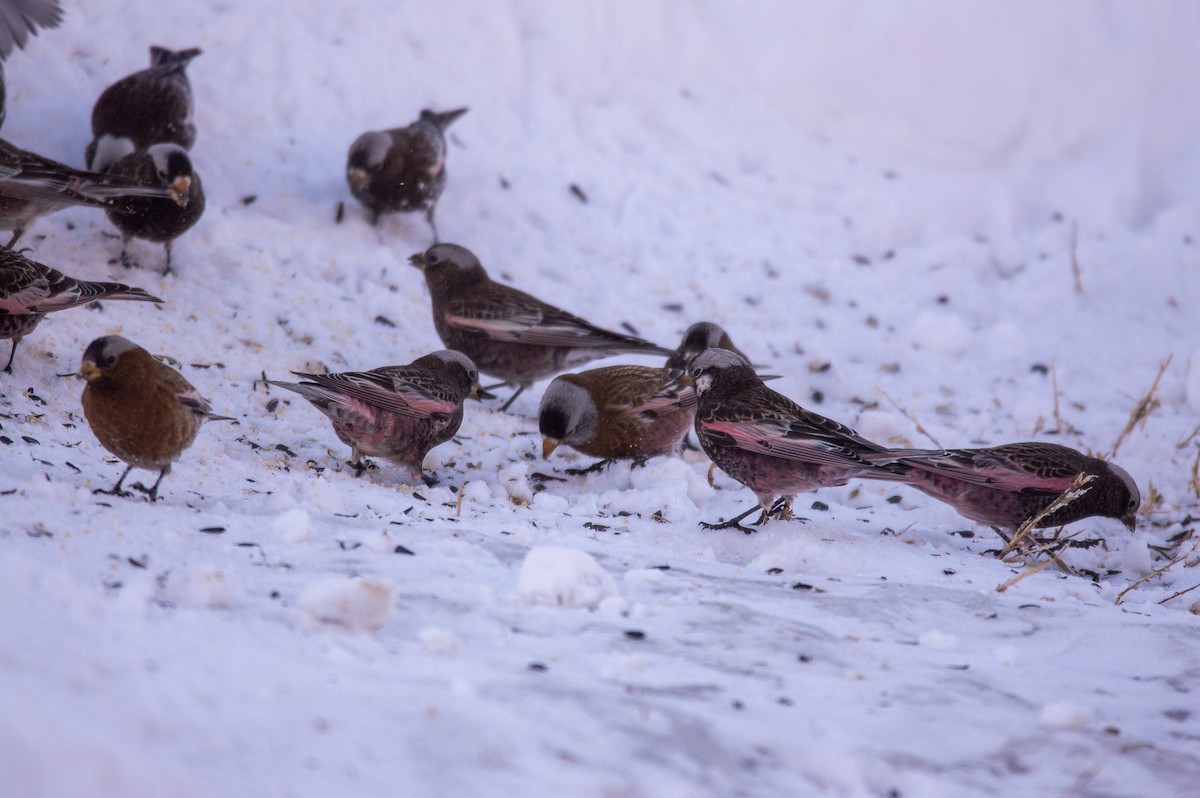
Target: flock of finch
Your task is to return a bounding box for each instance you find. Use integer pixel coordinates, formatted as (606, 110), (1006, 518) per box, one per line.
(0, 2), (1140, 538)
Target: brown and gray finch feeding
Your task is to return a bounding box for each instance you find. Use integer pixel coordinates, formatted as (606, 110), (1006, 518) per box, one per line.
(539, 364), (697, 475)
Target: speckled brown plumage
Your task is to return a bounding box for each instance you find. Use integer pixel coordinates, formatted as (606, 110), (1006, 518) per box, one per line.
(410, 243), (672, 409)
(267, 350), (480, 485)
(873, 442), (1140, 531)
(346, 108), (466, 239)
(86, 46), (200, 172)
(0, 248), (161, 372)
(539, 365), (695, 468)
(80, 335), (230, 500)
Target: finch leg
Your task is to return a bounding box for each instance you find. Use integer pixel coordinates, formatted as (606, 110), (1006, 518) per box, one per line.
(426, 205), (439, 243)
(94, 464), (135, 498)
(499, 385), (526, 412)
(2, 339), (17, 373)
(133, 470), (169, 501)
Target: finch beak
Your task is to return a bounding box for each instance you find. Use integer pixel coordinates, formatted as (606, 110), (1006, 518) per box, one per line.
(662, 372), (693, 394)
(423, 107), (469, 131)
(169, 175), (192, 207)
(408, 252), (427, 271)
(1121, 511), (1137, 532)
(346, 167), (369, 194)
(541, 437), (559, 460)
(79, 361), (101, 381)
(469, 381), (493, 401)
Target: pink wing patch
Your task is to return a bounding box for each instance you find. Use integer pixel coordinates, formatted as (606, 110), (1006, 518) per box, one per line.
(701, 418), (850, 466)
(443, 313), (594, 345)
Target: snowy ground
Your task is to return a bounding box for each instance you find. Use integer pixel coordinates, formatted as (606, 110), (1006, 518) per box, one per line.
(2, 2), (1199, 796)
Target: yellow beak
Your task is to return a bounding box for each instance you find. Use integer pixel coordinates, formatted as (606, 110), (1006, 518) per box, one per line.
(79, 361), (101, 381)
(169, 175), (192, 206)
(347, 167), (369, 193)
(541, 437), (559, 460)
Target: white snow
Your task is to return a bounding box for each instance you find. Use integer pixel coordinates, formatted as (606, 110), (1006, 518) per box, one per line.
(2, 1), (1199, 796)
(298, 575), (395, 630)
(517, 545), (619, 609)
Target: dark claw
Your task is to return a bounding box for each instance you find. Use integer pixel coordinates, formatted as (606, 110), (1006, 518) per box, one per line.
(700, 505), (762, 533)
(565, 458), (615, 477)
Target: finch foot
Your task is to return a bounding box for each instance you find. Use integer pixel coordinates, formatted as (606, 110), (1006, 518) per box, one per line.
(566, 458), (615, 477)
(700, 505), (762, 535)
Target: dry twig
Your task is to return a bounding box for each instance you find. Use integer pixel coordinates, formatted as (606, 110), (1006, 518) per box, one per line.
(1069, 220), (1084, 294)
(1050, 363), (1066, 434)
(1190, 448), (1200, 499)
(1001, 473), (1096, 558)
(1176, 421), (1200, 450)
(1111, 357), (1171, 456)
(878, 389), (942, 448)
(995, 557), (1057, 593)
(1005, 529), (1080, 576)
(1115, 541), (1199, 605)
(1158, 581), (1200, 607)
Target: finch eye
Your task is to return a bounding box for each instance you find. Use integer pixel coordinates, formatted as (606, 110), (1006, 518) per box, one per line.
(104, 355), (116, 366)
(427, 254), (440, 266)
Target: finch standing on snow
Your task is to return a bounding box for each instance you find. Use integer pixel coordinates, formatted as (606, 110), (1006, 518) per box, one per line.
(346, 107), (467, 240)
(80, 335), (231, 501)
(102, 143), (204, 272)
(689, 347), (906, 531)
(267, 350), (482, 486)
